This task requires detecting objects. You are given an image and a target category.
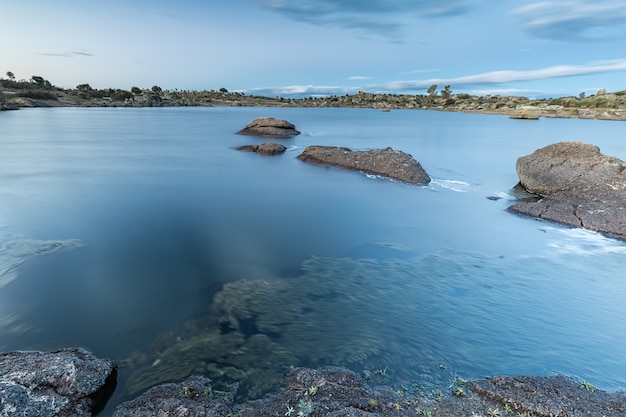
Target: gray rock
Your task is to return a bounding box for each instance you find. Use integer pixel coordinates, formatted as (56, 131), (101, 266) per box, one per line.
(237, 117), (300, 138)
(112, 366), (626, 417)
(0, 348), (117, 417)
(515, 141), (626, 195)
(235, 142), (287, 155)
(112, 375), (235, 417)
(509, 106), (541, 119)
(297, 146), (431, 185)
(508, 142), (626, 239)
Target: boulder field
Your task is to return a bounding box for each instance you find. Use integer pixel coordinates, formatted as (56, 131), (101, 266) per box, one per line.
(508, 141), (626, 240)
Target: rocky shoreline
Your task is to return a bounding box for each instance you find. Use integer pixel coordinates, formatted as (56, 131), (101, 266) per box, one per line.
(1, 348), (624, 417)
(3, 83), (626, 120)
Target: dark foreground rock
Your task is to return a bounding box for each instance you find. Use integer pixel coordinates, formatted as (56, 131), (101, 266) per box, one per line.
(508, 142), (626, 239)
(237, 117), (300, 137)
(112, 375), (236, 417)
(111, 367), (626, 417)
(2, 352), (624, 417)
(0, 348), (117, 417)
(235, 142), (287, 155)
(297, 146), (431, 185)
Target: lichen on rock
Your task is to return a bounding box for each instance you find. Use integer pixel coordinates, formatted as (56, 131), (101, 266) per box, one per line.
(297, 145), (431, 185)
(237, 117), (300, 138)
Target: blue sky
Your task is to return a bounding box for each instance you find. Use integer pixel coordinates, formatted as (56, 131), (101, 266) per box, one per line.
(2, 0), (626, 98)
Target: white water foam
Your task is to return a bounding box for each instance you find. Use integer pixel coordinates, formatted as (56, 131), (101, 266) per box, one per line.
(429, 178), (471, 192)
(543, 226), (626, 256)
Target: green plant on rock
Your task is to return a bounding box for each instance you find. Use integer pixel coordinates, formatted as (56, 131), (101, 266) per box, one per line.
(182, 386), (194, 398)
(580, 380), (598, 391)
(297, 399), (313, 417)
(367, 399), (379, 410)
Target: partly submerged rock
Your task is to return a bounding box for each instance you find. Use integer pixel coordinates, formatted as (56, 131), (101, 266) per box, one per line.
(0, 348), (117, 417)
(235, 142), (287, 155)
(508, 141), (626, 239)
(297, 146), (431, 185)
(514, 141), (626, 195)
(237, 117), (300, 138)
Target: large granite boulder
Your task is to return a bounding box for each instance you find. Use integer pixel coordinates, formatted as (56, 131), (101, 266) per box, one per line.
(235, 142), (287, 155)
(237, 117), (300, 138)
(0, 348), (117, 417)
(297, 146), (431, 185)
(508, 142), (626, 239)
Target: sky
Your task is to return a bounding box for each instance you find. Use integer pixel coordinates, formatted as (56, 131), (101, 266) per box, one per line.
(2, 0), (626, 98)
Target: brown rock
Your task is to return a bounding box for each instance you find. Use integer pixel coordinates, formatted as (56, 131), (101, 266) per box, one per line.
(509, 142), (626, 239)
(235, 142), (287, 155)
(515, 141), (626, 195)
(297, 146), (430, 185)
(237, 117), (300, 138)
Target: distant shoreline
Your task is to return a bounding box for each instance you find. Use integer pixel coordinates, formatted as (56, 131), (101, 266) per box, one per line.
(3, 81), (626, 120)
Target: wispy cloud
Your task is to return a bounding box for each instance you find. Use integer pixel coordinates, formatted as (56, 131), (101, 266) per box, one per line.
(514, 1), (626, 40)
(244, 60), (626, 97)
(348, 75), (373, 81)
(244, 84), (357, 97)
(381, 59), (626, 91)
(38, 50), (94, 58)
(260, 0), (469, 40)
(399, 69), (440, 75)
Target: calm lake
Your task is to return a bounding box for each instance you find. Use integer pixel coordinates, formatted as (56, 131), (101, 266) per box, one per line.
(1, 107), (625, 411)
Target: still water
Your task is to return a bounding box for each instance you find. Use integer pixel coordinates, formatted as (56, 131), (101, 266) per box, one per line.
(1, 107), (625, 409)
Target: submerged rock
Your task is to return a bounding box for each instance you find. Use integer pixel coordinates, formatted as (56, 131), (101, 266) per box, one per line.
(237, 117), (300, 138)
(508, 142), (626, 239)
(297, 146), (431, 185)
(235, 142), (287, 155)
(0, 348), (117, 417)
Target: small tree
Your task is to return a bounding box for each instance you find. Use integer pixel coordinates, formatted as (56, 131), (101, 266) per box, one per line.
(31, 75), (52, 89)
(6, 71), (15, 80)
(151, 85), (162, 94)
(427, 84), (438, 96)
(441, 85), (452, 98)
(131, 86), (142, 95)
